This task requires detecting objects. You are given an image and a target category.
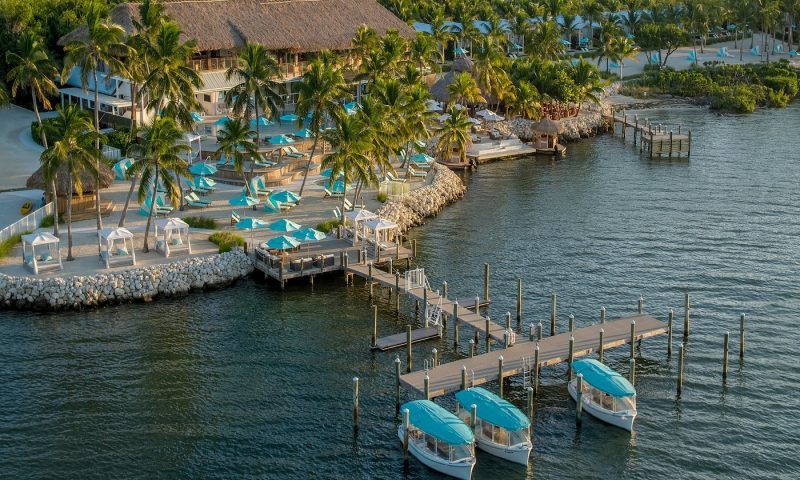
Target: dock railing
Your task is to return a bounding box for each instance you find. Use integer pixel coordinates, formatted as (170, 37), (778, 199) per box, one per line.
(0, 202), (54, 243)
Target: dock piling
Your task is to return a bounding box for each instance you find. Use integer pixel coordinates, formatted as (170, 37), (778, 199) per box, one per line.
(677, 343), (685, 396)
(550, 293), (557, 336)
(568, 336), (574, 378)
(368, 262), (373, 298)
(442, 281), (448, 300)
(516, 278), (522, 322)
(469, 339), (475, 358)
(353, 377), (359, 432)
(406, 325), (412, 373)
(483, 263), (490, 303)
(395, 272), (400, 313)
(529, 322), (534, 342)
(576, 374), (583, 425)
(599, 328), (605, 363)
(432, 348), (438, 367)
(722, 332), (730, 382)
(474, 296), (480, 315)
(470, 404), (477, 430)
(739, 313), (745, 359)
(684, 293), (691, 340)
(453, 302), (459, 347)
(630, 320), (636, 358)
(533, 344), (540, 395)
(461, 366), (467, 390)
(415, 300), (420, 323)
(402, 409), (409, 460)
(371, 305), (378, 348)
(569, 314), (575, 333)
(638, 296), (644, 314)
(423, 375), (430, 400)
(505, 312), (511, 332)
(485, 317), (490, 352)
(668, 309), (674, 356)
(629, 358), (636, 386)
(498, 356), (504, 398)
(394, 356), (401, 412)
(527, 386), (534, 417)
(537, 321), (543, 341)
(600, 306), (606, 324)
(423, 289), (428, 327)
(411, 239), (417, 258)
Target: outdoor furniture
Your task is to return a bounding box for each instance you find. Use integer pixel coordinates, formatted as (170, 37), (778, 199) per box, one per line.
(408, 167), (427, 178)
(231, 211), (241, 225)
(154, 217), (192, 257)
(324, 187), (343, 198)
(21, 232), (63, 274)
(139, 195), (173, 217)
(97, 227), (136, 269)
(185, 194), (209, 208)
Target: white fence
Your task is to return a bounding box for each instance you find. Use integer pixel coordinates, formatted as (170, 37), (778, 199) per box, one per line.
(379, 180), (409, 197)
(102, 145), (122, 161)
(0, 202), (54, 243)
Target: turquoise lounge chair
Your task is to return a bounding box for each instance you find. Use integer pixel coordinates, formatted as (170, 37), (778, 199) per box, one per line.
(185, 193), (210, 208)
(750, 46), (760, 56)
(610, 61), (620, 69)
(687, 50), (697, 62)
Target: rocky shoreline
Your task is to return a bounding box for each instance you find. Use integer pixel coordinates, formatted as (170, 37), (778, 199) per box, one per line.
(0, 249), (254, 311)
(376, 163), (466, 233)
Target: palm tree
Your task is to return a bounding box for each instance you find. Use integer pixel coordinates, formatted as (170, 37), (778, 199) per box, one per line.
(295, 53), (350, 197)
(527, 20), (565, 60)
(322, 112), (372, 213)
(435, 107), (473, 165)
(429, 14), (455, 61)
(61, 0), (130, 230)
(0, 81), (8, 105)
(473, 44), (510, 110)
(6, 32), (60, 236)
(39, 105), (100, 260)
(611, 38), (640, 79)
(410, 34), (442, 71)
(447, 72), (486, 107)
(126, 116), (189, 252)
(127, 0), (165, 138)
(570, 58), (606, 114)
(215, 118), (260, 195)
(510, 81), (541, 120)
(225, 42), (283, 146)
(349, 24), (378, 70)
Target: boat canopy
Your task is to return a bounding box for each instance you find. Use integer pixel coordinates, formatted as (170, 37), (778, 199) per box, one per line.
(401, 400), (474, 445)
(455, 387), (530, 431)
(572, 359), (636, 397)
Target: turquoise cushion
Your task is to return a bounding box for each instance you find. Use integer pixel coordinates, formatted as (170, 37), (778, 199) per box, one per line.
(116, 248), (128, 256)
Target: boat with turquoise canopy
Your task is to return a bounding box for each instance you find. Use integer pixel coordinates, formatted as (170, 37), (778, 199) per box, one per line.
(454, 387), (532, 465)
(398, 400), (476, 480)
(568, 359), (637, 431)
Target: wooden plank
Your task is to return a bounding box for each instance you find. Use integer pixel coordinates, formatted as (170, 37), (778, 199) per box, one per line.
(373, 327), (440, 351)
(400, 314), (667, 398)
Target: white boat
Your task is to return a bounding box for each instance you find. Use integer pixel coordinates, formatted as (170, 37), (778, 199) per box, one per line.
(455, 387), (532, 466)
(568, 359), (637, 431)
(398, 400), (476, 480)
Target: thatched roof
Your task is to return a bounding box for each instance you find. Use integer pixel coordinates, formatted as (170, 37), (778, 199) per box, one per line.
(26, 163), (115, 195)
(532, 118), (564, 135)
(451, 56), (474, 73)
(59, 0), (415, 53)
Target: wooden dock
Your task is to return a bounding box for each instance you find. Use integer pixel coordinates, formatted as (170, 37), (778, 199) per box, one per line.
(400, 313), (667, 398)
(373, 327), (441, 351)
(607, 108), (692, 158)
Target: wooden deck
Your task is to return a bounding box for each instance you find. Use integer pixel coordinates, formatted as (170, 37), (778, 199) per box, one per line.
(374, 327), (441, 351)
(606, 108), (692, 158)
(400, 313), (667, 398)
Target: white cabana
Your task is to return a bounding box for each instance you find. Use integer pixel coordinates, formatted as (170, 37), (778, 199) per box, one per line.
(97, 227), (136, 268)
(181, 132), (203, 163)
(21, 232), (63, 274)
(344, 208), (378, 245)
(363, 218), (399, 250)
(154, 217), (192, 257)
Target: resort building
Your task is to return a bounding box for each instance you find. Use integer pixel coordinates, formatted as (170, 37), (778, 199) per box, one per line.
(58, 0), (415, 129)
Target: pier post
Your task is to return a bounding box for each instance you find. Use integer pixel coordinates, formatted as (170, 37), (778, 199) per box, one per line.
(371, 305), (378, 348)
(600, 306), (606, 324)
(423, 289), (428, 327)
(484, 263), (490, 302)
(461, 366), (467, 390)
(722, 332), (730, 382)
(505, 312), (511, 332)
(432, 348), (438, 367)
(638, 296), (644, 314)
(406, 325), (412, 373)
(353, 377), (359, 432)
(610, 107), (615, 136)
(394, 356), (401, 412)
(474, 296), (480, 315)
(623, 113), (627, 139)
(498, 356), (504, 398)
(485, 317), (490, 352)
(411, 239), (417, 258)
(629, 358), (636, 386)
(550, 293), (557, 336)
(569, 314), (575, 333)
(533, 344), (540, 395)
(442, 281), (448, 300)
(368, 262), (373, 299)
(677, 343), (685, 396)
(576, 374), (583, 425)
(599, 328), (605, 363)
(669, 131), (674, 157)
(395, 272), (400, 313)
(683, 293), (691, 340)
(634, 115), (639, 144)
(470, 404), (477, 430)
(403, 409), (410, 461)
(527, 386), (534, 417)
(688, 131), (692, 156)
(415, 300), (420, 323)
(568, 336), (575, 378)
(357, 248), (362, 264)
(395, 238), (400, 261)
(423, 375), (430, 400)
(630, 320), (636, 359)
(537, 322), (543, 341)
(469, 339), (475, 358)
(387, 258), (392, 275)
(453, 302), (459, 347)
(529, 322), (534, 342)
(517, 278), (522, 322)
(740, 313), (745, 359)
(668, 309), (674, 356)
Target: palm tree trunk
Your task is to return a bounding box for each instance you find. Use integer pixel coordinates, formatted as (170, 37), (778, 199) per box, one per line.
(66, 180), (74, 261)
(93, 68), (103, 230)
(118, 174), (138, 227)
(143, 168), (158, 253)
(297, 134), (319, 197)
(176, 169), (185, 211)
(31, 89), (59, 237)
(129, 82), (138, 141)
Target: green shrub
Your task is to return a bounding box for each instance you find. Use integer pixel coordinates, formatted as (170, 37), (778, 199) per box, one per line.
(0, 231), (32, 258)
(208, 231), (246, 253)
(105, 129), (132, 153)
(768, 89), (791, 108)
(709, 85), (757, 113)
(30, 118), (61, 146)
(763, 76), (799, 97)
(183, 215), (218, 229)
(316, 218), (342, 234)
(377, 192), (388, 203)
(40, 214), (54, 228)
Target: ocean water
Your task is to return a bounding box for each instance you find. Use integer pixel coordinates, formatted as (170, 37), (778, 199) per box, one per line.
(1, 104), (798, 479)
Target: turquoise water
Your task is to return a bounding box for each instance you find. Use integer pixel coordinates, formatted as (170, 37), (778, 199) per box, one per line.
(1, 104), (799, 478)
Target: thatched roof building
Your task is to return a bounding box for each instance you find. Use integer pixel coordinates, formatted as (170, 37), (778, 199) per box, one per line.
(26, 163), (115, 196)
(429, 56), (481, 104)
(531, 118), (565, 135)
(59, 0), (415, 52)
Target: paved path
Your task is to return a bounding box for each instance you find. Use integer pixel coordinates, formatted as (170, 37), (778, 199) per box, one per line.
(0, 106), (48, 191)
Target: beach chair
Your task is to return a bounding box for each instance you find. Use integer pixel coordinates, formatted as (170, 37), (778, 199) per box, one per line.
(324, 187), (343, 198)
(716, 47), (726, 58)
(284, 146), (307, 158)
(408, 167), (427, 178)
(386, 172), (406, 183)
(750, 46), (760, 56)
(254, 158), (275, 168)
(333, 207), (342, 221)
(773, 44), (783, 55)
(789, 50), (797, 57)
(186, 192), (211, 208)
(687, 50), (697, 62)
(231, 211), (241, 226)
(343, 198), (353, 211)
(609, 61), (620, 69)
(217, 155), (229, 167)
(650, 52), (660, 64)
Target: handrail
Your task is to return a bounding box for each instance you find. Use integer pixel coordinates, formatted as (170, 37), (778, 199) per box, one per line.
(0, 202), (54, 243)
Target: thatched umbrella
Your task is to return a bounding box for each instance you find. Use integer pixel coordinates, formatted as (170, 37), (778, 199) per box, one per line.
(26, 162), (114, 196)
(531, 118), (565, 136)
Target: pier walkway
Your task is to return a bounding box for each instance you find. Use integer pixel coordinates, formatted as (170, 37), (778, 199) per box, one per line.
(401, 313), (667, 398)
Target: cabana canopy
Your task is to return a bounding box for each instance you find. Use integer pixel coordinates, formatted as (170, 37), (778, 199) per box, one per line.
(154, 217), (192, 257)
(21, 232), (63, 274)
(345, 208), (378, 245)
(97, 227), (136, 268)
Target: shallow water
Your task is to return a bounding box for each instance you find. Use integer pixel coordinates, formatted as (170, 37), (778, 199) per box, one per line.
(1, 104), (799, 479)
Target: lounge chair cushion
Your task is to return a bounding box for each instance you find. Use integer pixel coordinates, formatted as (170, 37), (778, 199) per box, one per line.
(117, 248), (128, 256)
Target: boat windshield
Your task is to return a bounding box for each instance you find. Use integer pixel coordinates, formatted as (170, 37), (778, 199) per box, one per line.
(615, 395), (636, 412)
(508, 428), (529, 447)
(419, 432), (473, 462)
(451, 443), (474, 461)
(580, 380), (636, 413)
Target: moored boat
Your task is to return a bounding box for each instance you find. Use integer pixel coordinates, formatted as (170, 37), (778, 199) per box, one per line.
(454, 387), (532, 466)
(398, 400), (476, 480)
(568, 359), (637, 431)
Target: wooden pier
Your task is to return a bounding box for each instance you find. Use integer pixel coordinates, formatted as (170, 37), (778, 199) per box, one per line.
(607, 108), (692, 158)
(400, 313), (667, 398)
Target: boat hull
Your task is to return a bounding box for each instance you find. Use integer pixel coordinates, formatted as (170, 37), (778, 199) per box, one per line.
(397, 425), (475, 480)
(475, 437), (531, 465)
(568, 382), (636, 431)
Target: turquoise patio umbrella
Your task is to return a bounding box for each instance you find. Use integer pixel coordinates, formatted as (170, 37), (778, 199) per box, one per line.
(266, 235), (300, 250)
(269, 134), (295, 145)
(189, 163), (217, 175)
(191, 112), (205, 122)
(263, 197), (282, 213)
(319, 168), (343, 179)
(409, 153), (434, 163)
(270, 190), (301, 204)
(269, 218), (301, 232)
(214, 116), (232, 125)
(228, 194), (259, 207)
(280, 113), (299, 122)
(251, 116), (273, 127)
(236, 217), (268, 247)
(293, 227), (326, 241)
(294, 128), (314, 138)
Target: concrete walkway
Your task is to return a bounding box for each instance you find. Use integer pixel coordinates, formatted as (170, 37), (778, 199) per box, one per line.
(0, 105), (47, 191)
